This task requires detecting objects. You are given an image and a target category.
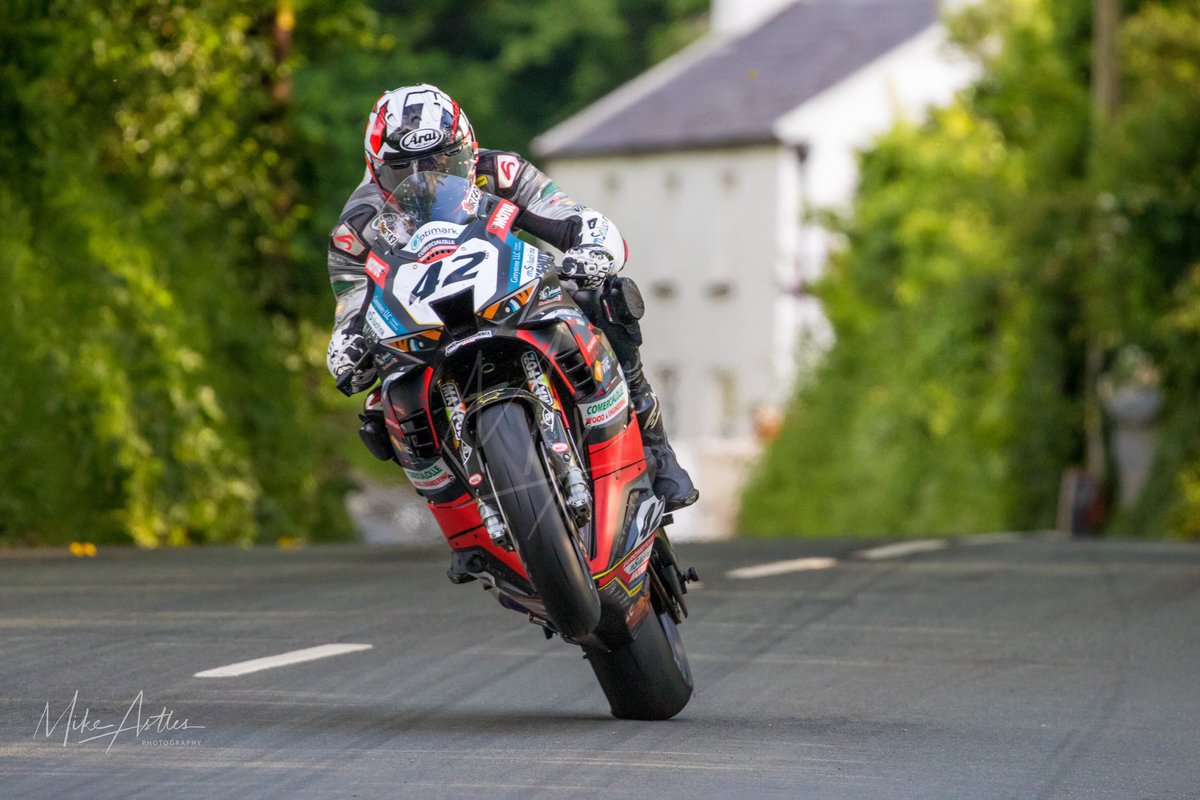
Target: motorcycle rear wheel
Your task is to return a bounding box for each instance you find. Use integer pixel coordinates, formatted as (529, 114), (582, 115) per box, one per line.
(583, 607), (694, 720)
(478, 401), (601, 638)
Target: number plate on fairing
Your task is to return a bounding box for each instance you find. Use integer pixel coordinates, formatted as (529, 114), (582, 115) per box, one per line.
(386, 226), (542, 327)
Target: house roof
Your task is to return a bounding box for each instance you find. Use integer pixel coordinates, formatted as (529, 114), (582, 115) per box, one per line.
(533, 0), (940, 159)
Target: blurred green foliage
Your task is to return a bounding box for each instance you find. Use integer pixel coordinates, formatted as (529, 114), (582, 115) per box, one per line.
(741, 0), (1200, 538)
(0, 0), (705, 546)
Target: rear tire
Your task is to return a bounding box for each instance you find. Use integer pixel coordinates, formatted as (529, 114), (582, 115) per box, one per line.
(478, 401), (601, 638)
(583, 608), (694, 720)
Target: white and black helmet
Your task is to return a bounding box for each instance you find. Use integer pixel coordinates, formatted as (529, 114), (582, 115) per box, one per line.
(364, 84), (477, 200)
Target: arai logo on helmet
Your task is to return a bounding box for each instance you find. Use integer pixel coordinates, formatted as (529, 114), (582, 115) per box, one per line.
(399, 128), (444, 152)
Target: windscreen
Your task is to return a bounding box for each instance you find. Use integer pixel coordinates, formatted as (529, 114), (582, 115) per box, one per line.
(390, 171), (478, 229)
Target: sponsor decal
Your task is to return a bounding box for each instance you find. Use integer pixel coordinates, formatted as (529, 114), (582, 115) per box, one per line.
(633, 495), (667, 547)
(332, 222), (366, 257)
(496, 154), (520, 190)
(592, 359), (605, 383)
(538, 285), (562, 302)
(408, 223), (465, 251)
(486, 200), (519, 238)
(522, 352), (558, 430)
(584, 217), (611, 244)
(468, 473), (483, 487)
(520, 351), (541, 379)
(365, 252), (390, 287)
(404, 460), (454, 492)
(522, 242), (540, 280)
(364, 308), (390, 340)
(445, 329), (494, 355)
(399, 128), (443, 152)
(583, 381), (629, 428)
(552, 442), (569, 454)
(368, 296), (404, 335)
(461, 185), (482, 215)
(508, 241), (527, 287)
(440, 383), (470, 461)
(372, 213), (405, 249)
(621, 538), (655, 581)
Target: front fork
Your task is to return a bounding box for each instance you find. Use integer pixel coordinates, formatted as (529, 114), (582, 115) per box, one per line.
(438, 380), (509, 548)
(519, 352), (591, 527)
(437, 353), (592, 550)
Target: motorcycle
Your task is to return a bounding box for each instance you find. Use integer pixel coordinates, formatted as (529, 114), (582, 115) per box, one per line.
(348, 171), (699, 720)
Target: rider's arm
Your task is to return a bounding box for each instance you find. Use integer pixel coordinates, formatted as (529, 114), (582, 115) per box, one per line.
(326, 176), (384, 335)
(476, 149), (627, 270)
(325, 175), (388, 387)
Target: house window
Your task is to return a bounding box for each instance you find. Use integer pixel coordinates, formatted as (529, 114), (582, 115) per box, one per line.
(714, 368), (739, 437)
(650, 281), (677, 300)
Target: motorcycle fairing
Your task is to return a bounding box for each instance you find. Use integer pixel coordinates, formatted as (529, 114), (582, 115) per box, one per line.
(362, 172), (666, 639)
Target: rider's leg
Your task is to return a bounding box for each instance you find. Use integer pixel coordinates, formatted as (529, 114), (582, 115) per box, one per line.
(571, 278), (699, 512)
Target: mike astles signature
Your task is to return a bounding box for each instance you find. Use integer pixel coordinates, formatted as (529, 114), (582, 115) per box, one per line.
(34, 690), (205, 752)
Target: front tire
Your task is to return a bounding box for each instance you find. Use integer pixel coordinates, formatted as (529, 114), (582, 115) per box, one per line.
(582, 607), (694, 720)
(478, 401), (601, 638)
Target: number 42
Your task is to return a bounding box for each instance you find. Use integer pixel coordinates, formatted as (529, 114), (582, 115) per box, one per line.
(410, 251), (488, 302)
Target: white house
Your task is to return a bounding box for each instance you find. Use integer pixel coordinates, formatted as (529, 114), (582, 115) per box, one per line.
(532, 0), (976, 538)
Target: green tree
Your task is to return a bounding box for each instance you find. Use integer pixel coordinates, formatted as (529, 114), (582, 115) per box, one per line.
(0, 0), (709, 546)
(0, 0), (362, 546)
(741, 0), (1200, 539)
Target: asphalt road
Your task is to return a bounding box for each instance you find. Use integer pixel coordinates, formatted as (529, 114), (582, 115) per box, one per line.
(2, 534), (1198, 799)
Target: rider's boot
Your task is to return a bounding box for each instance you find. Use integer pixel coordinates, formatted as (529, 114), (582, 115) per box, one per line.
(626, 361), (699, 512)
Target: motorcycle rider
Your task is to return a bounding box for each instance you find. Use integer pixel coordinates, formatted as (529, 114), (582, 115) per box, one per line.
(326, 84), (698, 511)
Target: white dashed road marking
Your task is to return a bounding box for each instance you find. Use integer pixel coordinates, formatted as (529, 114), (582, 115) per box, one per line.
(854, 539), (949, 561)
(726, 557), (840, 580)
(194, 644), (373, 678)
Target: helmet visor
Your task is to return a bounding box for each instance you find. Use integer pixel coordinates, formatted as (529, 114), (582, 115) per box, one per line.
(374, 143), (473, 200)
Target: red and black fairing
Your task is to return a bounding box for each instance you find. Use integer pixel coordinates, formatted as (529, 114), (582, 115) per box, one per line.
(364, 173), (663, 642)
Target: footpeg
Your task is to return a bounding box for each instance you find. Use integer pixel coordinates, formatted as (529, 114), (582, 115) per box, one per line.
(447, 551), (482, 584)
(447, 568), (477, 585)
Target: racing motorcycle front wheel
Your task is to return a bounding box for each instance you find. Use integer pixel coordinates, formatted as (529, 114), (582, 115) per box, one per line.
(478, 401), (602, 639)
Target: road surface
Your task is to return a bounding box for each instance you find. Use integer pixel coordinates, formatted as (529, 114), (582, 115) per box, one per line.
(2, 534), (1198, 799)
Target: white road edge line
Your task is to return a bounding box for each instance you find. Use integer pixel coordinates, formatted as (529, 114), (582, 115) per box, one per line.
(854, 539), (949, 561)
(726, 557), (840, 580)
(194, 644), (373, 678)
(958, 532), (1025, 546)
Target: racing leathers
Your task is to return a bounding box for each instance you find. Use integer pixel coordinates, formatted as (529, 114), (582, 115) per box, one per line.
(325, 149), (698, 511)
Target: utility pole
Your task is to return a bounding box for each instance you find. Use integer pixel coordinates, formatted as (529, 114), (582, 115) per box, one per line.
(1084, 0), (1120, 487)
(1092, 0), (1120, 119)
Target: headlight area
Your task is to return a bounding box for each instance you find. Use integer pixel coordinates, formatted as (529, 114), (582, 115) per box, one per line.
(382, 328), (444, 353)
(480, 282), (537, 322)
